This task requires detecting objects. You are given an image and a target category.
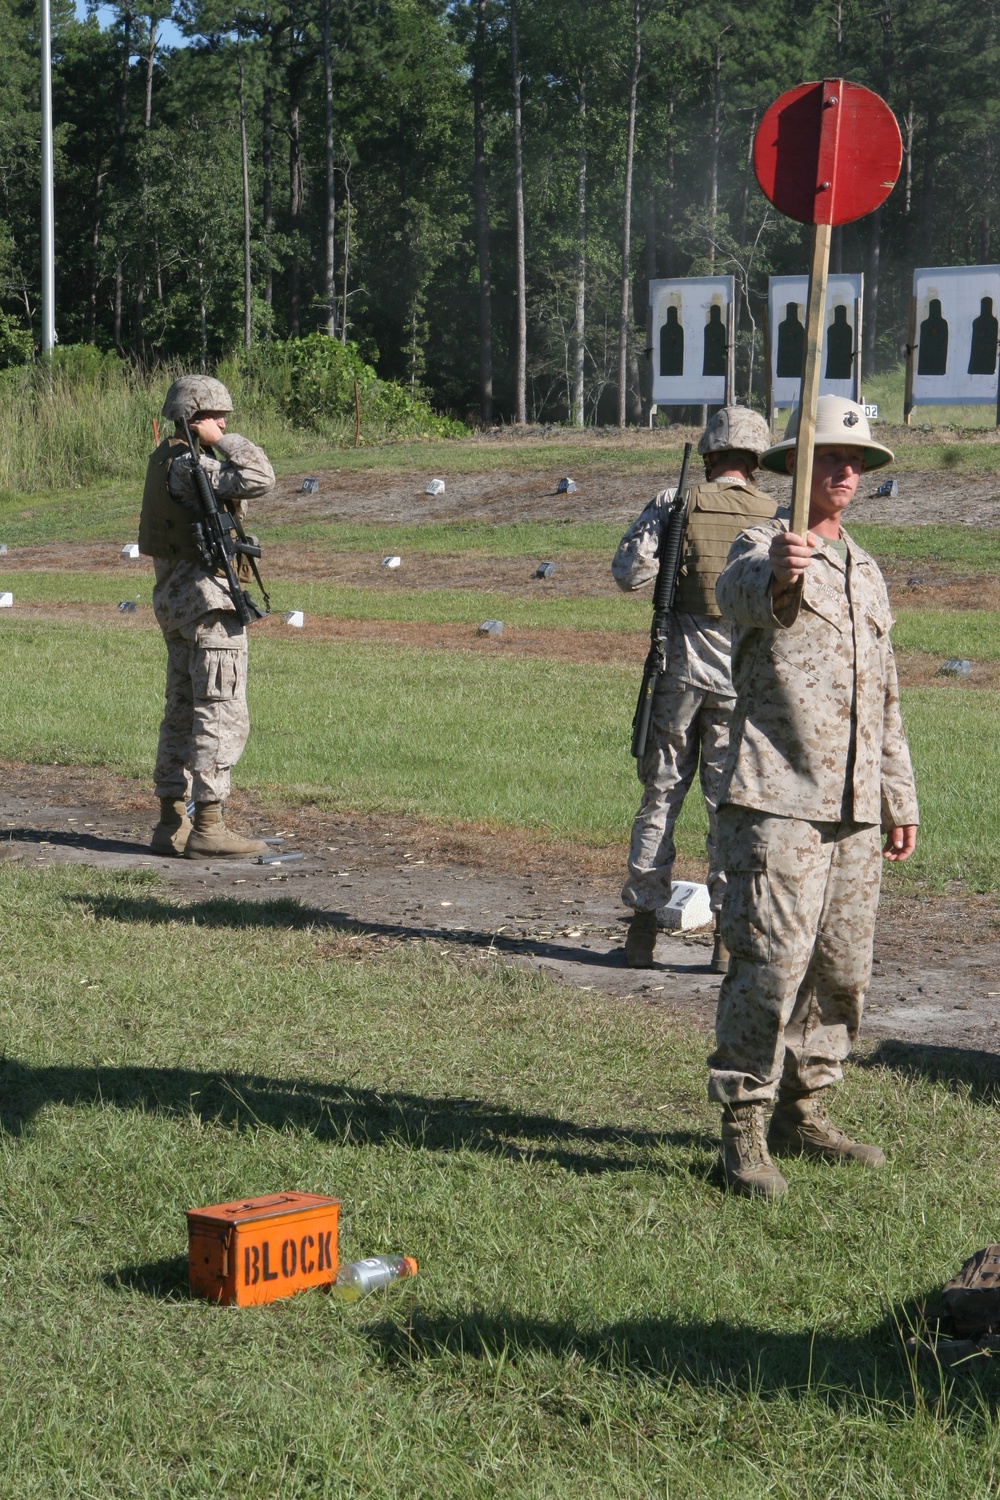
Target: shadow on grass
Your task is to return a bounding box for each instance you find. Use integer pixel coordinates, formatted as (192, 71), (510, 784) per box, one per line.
(67, 890), (717, 976)
(5, 827), (151, 857)
(103, 1255), (189, 1300)
(365, 1304), (1000, 1406)
(0, 1058), (713, 1175)
(861, 1040), (1000, 1104)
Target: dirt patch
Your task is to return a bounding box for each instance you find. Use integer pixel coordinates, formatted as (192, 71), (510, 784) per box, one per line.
(895, 653), (999, 690)
(268, 547), (621, 597)
(250, 614), (648, 665)
(262, 462), (1000, 530)
(888, 575), (1000, 611)
(1, 758), (998, 1061)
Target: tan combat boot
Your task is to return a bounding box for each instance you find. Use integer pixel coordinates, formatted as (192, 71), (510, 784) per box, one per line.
(720, 1103), (788, 1199)
(624, 909), (658, 968)
(184, 802), (269, 859)
(150, 797), (192, 857)
(767, 1090), (886, 1167)
(710, 914), (729, 975)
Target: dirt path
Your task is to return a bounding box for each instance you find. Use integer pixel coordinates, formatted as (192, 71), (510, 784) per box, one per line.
(1, 760), (997, 1059)
(256, 462), (1000, 530)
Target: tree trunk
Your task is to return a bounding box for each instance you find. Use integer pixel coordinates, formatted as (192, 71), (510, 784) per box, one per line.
(88, 170), (105, 344)
(903, 100), (914, 214)
(238, 39), (252, 351)
(572, 76), (586, 428)
(664, 96), (674, 275)
(263, 56), (274, 308)
(134, 12), (157, 366)
(288, 98), (302, 336)
(864, 204), (881, 377)
(198, 251), (208, 372)
(920, 110), (938, 264)
(323, 0), (337, 337)
(708, 38), (721, 264)
(113, 4), (133, 354)
(341, 170), (351, 343)
(473, 0), (493, 423)
(511, 0), (526, 424)
(627, 279), (642, 422)
(617, 0), (641, 427)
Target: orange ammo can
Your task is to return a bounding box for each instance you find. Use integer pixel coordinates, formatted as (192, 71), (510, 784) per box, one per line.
(187, 1191), (341, 1307)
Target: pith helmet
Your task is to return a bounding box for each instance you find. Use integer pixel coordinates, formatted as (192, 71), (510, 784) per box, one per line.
(162, 375), (234, 422)
(697, 406), (772, 460)
(761, 395), (894, 472)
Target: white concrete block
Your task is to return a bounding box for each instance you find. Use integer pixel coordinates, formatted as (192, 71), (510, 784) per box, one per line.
(0, 592), (13, 608)
(120, 543), (140, 559)
(283, 610), (305, 628)
(425, 478), (445, 495)
(656, 881), (712, 932)
(382, 555), (402, 569)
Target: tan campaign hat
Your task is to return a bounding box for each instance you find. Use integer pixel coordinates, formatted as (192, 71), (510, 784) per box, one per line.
(760, 395), (894, 472)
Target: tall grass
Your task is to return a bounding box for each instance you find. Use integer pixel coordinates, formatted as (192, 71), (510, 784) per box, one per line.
(0, 352), (458, 496)
(0, 358), (313, 495)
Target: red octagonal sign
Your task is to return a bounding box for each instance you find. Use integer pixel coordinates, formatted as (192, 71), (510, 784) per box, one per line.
(753, 79), (901, 226)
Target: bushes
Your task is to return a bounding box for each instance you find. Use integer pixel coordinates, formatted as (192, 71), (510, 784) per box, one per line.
(227, 334), (464, 439)
(0, 338), (464, 494)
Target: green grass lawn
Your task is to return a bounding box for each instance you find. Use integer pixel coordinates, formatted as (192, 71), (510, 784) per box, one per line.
(1, 859), (999, 1497)
(0, 620), (995, 891)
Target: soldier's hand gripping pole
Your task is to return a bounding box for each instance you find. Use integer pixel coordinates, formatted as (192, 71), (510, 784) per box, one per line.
(180, 416), (270, 626)
(630, 441), (693, 760)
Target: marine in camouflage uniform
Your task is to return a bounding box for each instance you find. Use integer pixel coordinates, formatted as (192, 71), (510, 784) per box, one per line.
(709, 396), (919, 1199)
(140, 375), (275, 859)
(613, 407), (776, 970)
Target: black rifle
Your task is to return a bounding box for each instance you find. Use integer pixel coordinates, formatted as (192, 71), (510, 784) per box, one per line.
(180, 416), (271, 627)
(630, 441), (694, 759)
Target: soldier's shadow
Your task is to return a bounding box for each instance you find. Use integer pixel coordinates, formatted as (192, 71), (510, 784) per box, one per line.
(0, 1057), (713, 1178)
(860, 1040), (1000, 1106)
(365, 1302), (1000, 1406)
(66, 889), (653, 973)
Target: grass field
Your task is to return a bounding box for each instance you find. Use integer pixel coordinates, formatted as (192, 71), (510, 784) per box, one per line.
(0, 442), (998, 1495)
(0, 620), (996, 891)
(1, 859), (1000, 1498)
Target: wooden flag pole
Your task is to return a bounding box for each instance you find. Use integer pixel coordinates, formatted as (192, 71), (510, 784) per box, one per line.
(789, 222), (832, 537)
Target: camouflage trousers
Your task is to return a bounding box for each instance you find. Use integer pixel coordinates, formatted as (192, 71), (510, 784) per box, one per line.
(622, 682), (732, 913)
(707, 808), (882, 1103)
(153, 610), (249, 805)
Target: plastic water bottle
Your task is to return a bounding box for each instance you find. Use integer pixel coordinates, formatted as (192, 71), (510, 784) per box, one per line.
(329, 1255), (418, 1302)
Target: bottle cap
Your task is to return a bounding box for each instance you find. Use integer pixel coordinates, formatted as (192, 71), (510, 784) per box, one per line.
(401, 1256), (418, 1279)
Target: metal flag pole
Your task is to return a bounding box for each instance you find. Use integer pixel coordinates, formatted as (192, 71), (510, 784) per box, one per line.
(40, 0), (56, 356)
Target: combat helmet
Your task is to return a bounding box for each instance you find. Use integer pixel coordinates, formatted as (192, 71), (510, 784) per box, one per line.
(161, 375), (234, 422)
(761, 395), (894, 472)
(697, 406), (772, 462)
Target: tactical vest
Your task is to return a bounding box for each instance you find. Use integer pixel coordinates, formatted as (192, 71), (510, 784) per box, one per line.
(138, 437), (203, 562)
(674, 479), (776, 617)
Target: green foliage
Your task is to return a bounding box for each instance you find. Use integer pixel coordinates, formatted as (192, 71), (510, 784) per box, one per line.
(255, 333), (464, 437)
(0, 308), (31, 368)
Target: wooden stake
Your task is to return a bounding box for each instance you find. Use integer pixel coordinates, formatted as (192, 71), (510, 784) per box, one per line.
(903, 294), (917, 425)
(762, 300), (773, 433)
(790, 221), (832, 537)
